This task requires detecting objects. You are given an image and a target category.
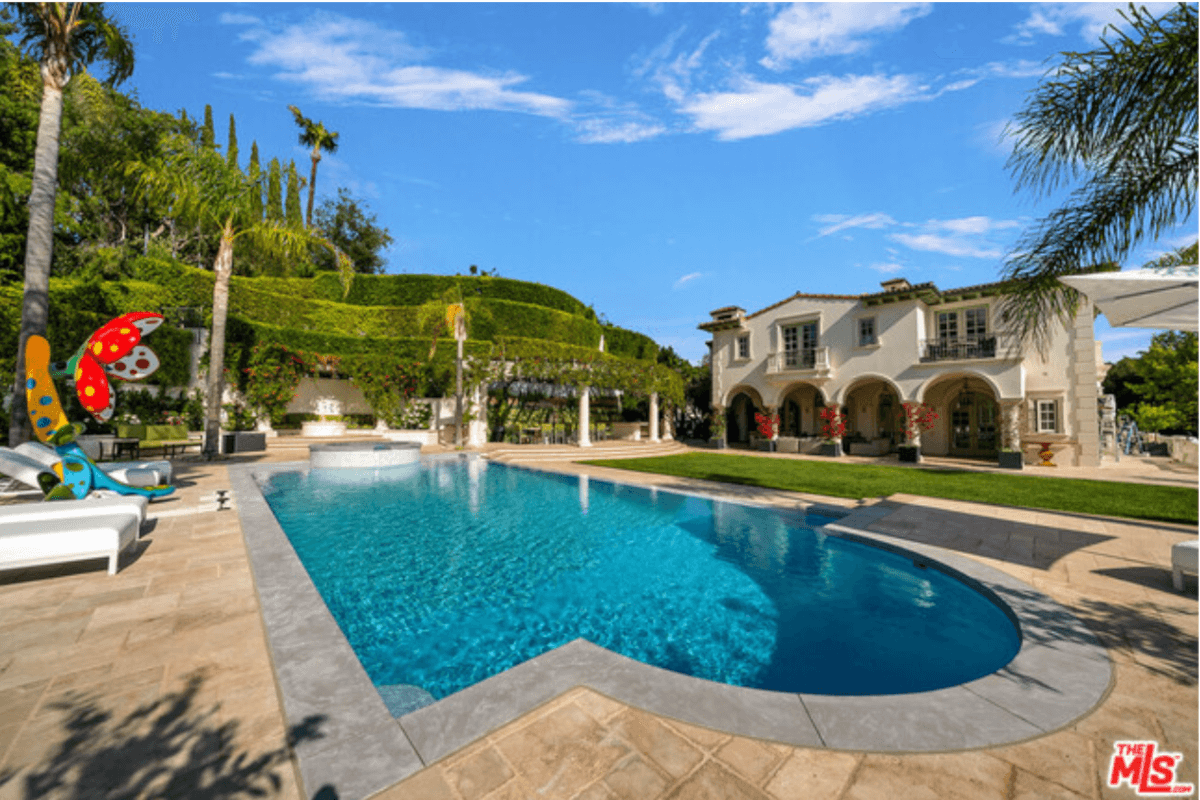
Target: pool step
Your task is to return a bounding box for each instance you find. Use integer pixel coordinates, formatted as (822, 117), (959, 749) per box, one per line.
(487, 440), (690, 464)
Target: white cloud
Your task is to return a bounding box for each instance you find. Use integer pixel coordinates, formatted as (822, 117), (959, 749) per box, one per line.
(673, 272), (703, 289)
(868, 262), (905, 274)
(926, 216), (1021, 236)
(890, 233), (1003, 259)
(574, 118), (667, 144)
(239, 14), (571, 118)
(813, 212), (897, 238)
(1004, 3), (1176, 45)
(888, 216), (1021, 258)
(680, 73), (925, 140)
(762, 3), (932, 68)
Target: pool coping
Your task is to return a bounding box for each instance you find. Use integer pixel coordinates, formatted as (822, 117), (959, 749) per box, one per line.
(229, 458), (1113, 800)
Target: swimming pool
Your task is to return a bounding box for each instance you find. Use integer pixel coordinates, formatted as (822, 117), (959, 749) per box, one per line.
(259, 458), (1020, 700)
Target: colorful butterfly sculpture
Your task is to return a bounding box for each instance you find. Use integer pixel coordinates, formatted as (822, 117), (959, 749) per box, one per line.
(24, 312), (175, 500)
(49, 312), (164, 422)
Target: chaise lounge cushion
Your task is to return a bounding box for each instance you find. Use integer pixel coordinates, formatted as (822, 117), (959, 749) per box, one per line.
(1172, 539), (1198, 591)
(0, 512), (141, 575)
(0, 494), (148, 525)
(14, 441), (172, 486)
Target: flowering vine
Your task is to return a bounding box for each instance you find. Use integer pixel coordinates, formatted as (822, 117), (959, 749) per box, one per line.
(819, 406), (847, 443)
(754, 411), (780, 440)
(899, 402), (939, 443)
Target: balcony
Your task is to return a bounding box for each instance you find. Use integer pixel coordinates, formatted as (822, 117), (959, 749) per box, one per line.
(766, 347), (832, 379)
(920, 336), (998, 362)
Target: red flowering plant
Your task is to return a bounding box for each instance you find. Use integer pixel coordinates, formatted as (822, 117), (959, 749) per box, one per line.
(898, 402), (938, 444)
(754, 411), (780, 440)
(242, 343), (314, 426)
(819, 406), (846, 443)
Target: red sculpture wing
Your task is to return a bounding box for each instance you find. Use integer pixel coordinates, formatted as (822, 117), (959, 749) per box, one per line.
(85, 313), (164, 365)
(105, 345), (159, 382)
(75, 355), (114, 421)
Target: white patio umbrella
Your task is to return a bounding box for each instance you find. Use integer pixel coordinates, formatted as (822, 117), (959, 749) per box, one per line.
(1059, 268), (1199, 331)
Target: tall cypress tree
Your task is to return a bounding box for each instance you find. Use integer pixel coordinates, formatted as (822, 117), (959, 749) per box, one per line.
(226, 113), (239, 169)
(266, 157), (283, 222)
(248, 141), (262, 221)
(201, 104), (215, 150)
(285, 160), (303, 228)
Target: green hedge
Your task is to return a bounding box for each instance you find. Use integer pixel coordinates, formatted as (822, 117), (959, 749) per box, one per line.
(0, 283), (192, 387)
(340, 273), (593, 318)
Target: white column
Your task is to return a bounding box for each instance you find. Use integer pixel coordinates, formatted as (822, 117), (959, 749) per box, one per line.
(468, 383), (487, 448)
(578, 474), (589, 514)
(577, 386), (591, 447)
(649, 392), (660, 442)
(1001, 400), (1022, 452)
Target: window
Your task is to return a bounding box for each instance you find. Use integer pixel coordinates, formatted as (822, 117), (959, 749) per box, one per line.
(1036, 399), (1059, 433)
(782, 322), (818, 367)
(736, 334), (750, 360)
(937, 311), (958, 341)
(858, 317), (877, 346)
(965, 307), (987, 340)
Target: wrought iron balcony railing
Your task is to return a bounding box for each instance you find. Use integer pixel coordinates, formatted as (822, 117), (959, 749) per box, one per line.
(921, 336), (998, 362)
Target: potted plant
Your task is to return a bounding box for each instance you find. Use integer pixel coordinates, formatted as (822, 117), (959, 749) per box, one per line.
(709, 410), (727, 449)
(897, 402), (938, 463)
(998, 448), (1023, 469)
(754, 411), (780, 452)
(818, 407), (846, 457)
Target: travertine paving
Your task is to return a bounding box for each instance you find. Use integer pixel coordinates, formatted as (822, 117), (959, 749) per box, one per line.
(0, 440), (1195, 800)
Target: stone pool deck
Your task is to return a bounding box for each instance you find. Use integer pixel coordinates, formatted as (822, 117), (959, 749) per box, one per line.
(0, 440), (1195, 800)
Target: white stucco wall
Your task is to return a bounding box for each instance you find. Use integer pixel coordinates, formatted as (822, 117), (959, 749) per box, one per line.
(709, 290), (1099, 465)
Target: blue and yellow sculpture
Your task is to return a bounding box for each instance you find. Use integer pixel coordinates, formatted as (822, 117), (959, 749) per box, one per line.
(25, 312), (175, 500)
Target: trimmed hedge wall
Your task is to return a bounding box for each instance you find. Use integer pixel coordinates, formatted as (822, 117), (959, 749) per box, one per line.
(0, 257), (660, 384)
(0, 283), (193, 387)
(121, 258), (659, 359)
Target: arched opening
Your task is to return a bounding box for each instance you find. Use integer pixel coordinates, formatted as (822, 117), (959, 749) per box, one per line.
(726, 390), (763, 445)
(779, 384), (826, 438)
(949, 383), (998, 456)
(921, 375), (999, 458)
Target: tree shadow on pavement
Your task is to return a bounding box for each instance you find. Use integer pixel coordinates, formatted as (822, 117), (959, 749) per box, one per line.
(0, 671), (325, 799)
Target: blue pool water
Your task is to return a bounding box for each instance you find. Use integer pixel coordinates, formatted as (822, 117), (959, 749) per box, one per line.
(260, 459), (1020, 699)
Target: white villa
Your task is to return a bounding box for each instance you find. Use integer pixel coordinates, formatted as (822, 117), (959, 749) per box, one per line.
(700, 278), (1102, 467)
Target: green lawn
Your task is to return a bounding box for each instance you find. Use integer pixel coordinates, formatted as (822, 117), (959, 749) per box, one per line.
(581, 452), (1198, 525)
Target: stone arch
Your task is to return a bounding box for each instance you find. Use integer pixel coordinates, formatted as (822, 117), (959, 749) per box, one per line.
(776, 382), (828, 438)
(838, 375), (904, 445)
(724, 385), (765, 445)
(913, 369), (1004, 404)
(915, 372), (1002, 457)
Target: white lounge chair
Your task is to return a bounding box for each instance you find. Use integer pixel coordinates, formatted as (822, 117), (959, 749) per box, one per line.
(1172, 540), (1198, 591)
(0, 511), (142, 575)
(0, 447), (59, 494)
(0, 494), (148, 525)
(14, 441), (173, 487)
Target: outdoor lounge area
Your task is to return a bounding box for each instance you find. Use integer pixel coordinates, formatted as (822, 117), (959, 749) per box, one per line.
(0, 437), (1194, 800)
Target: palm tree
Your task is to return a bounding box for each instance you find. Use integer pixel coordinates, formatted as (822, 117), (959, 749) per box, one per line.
(1000, 3), (1198, 352)
(287, 104), (339, 228)
(130, 134), (347, 457)
(7, 2), (134, 445)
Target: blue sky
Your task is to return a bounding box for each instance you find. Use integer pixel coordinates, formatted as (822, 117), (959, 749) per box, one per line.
(103, 2), (1197, 364)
